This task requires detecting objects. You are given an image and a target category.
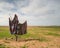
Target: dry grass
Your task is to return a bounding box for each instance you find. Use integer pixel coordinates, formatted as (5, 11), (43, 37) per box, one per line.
(0, 26), (60, 48)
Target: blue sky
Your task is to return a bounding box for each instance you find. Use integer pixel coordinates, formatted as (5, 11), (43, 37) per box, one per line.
(0, 0), (60, 26)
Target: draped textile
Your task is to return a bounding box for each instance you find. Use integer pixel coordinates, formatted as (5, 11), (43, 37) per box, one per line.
(9, 14), (27, 35)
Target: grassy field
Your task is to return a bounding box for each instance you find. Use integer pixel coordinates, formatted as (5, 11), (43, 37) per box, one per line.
(0, 26), (60, 48)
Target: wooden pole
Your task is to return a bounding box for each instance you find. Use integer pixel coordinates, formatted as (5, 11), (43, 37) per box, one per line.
(15, 34), (18, 41)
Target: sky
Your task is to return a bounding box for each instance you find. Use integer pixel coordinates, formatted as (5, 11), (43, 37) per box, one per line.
(0, 0), (60, 26)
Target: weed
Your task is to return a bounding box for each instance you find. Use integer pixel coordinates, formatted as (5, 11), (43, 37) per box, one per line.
(46, 32), (60, 36)
(38, 37), (48, 42)
(0, 44), (5, 48)
(20, 45), (28, 48)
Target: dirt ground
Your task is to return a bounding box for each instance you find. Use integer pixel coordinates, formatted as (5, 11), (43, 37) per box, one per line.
(0, 36), (60, 48)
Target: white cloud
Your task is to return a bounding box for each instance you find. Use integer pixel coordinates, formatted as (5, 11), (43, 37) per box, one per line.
(0, 2), (15, 12)
(20, 0), (49, 16)
(0, 0), (60, 26)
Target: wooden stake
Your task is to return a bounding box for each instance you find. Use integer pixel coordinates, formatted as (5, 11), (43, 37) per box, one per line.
(15, 34), (18, 41)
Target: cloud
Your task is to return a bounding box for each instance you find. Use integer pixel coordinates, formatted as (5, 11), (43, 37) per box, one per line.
(0, 0), (60, 26)
(0, 2), (15, 11)
(21, 0), (60, 16)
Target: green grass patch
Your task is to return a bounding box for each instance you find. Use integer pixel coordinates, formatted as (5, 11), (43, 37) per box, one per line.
(38, 37), (48, 42)
(45, 32), (60, 36)
(0, 44), (6, 48)
(0, 26), (60, 39)
(20, 45), (28, 48)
